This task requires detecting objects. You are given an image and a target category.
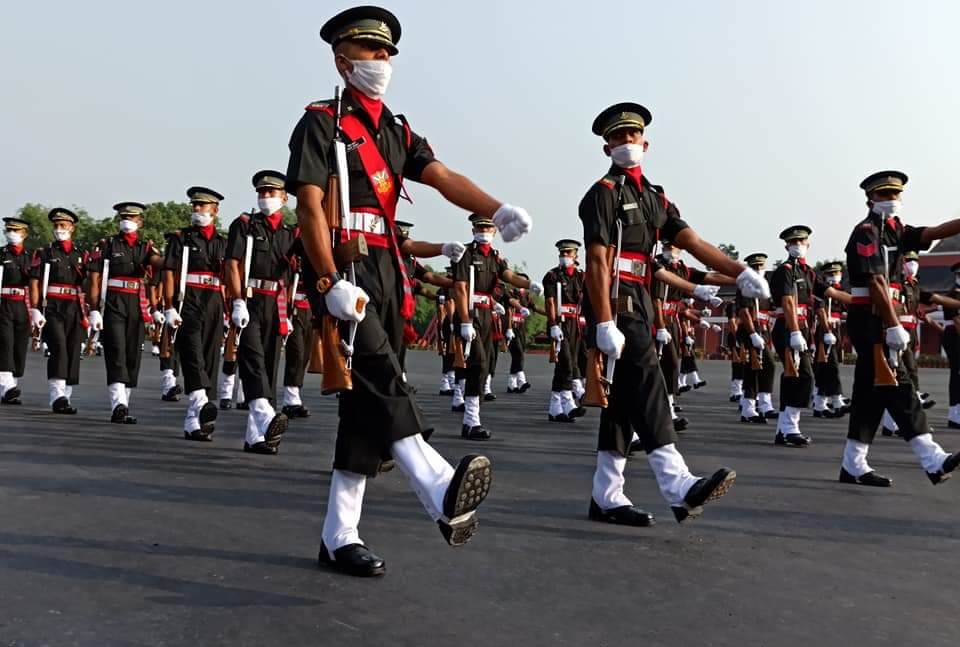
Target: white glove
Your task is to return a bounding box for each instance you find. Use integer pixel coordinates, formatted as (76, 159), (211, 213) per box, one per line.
(823, 332), (837, 347)
(711, 324), (722, 333)
(519, 307), (531, 318)
(164, 308), (183, 328)
(709, 296), (724, 308)
(693, 284), (720, 302)
(441, 241), (466, 262)
(529, 281), (544, 296)
(699, 320), (710, 330)
(151, 309), (165, 326)
(789, 330), (807, 352)
(750, 332), (765, 350)
(505, 328), (515, 342)
(736, 267), (771, 299)
(701, 308), (712, 317)
(286, 319), (294, 335)
(492, 203), (532, 242)
(325, 280), (369, 323)
(655, 328), (672, 344)
(30, 308), (46, 328)
(595, 320), (625, 360)
(231, 299), (250, 329)
(493, 302), (506, 316)
(88, 310), (104, 331)
(885, 325), (910, 351)
(438, 295), (446, 304)
(550, 325), (564, 342)
(685, 335), (695, 346)
(460, 323), (477, 342)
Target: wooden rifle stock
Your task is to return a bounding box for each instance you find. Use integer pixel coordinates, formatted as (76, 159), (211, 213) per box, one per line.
(873, 343), (898, 386)
(31, 326), (42, 352)
(582, 348), (609, 408)
(159, 325), (173, 360)
(548, 338), (558, 363)
(451, 334), (466, 369)
(307, 325), (324, 374)
(321, 316), (351, 394)
(783, 346), (799, 378)
(749, 346), (762, 370)
(815, 339), (827, 364)
(83, 332), (98, 358)
(223, 325), (239, 363)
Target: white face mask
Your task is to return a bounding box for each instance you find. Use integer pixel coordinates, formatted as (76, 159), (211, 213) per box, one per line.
(5, 231), (24, 245)
(610, 143), (645, 169)
(872, 200), (902, 217)
(827, 274), (842, 286)
(118, 219), (138, 234)
(474, 232), (494, 244)
(787, 243), (807, 259)
(192, 212), (213, 227)
(345, 59), (392, 100)
(54, 229), (72, 242)
(258, 197), (283, 215)
(904, 261), (919, 278)
(559, 256), (574, 268)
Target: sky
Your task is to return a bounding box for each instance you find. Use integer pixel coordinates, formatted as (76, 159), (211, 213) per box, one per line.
(2, 0), (960, 275)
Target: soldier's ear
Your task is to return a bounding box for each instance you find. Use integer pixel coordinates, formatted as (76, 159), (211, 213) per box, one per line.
(602, 144), (611, 157)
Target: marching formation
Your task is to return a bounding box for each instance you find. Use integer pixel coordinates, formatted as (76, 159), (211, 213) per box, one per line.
(3, 5), (960, 580)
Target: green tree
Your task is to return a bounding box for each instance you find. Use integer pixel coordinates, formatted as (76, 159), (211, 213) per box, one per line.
(718, 243), (739, 260)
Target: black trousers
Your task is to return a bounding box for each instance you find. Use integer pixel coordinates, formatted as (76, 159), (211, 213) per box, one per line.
(284, 306), (311, 388)
(659, 340), (680, 396)
(507, 325), (526, 373)
(596, 314), (676, 456)
(680, 352), (698, 374)
(551, 317), (581, 391)
(813, 340), (842, 397)
(456, 309), (493, 397)
(439, 318), (454, 373)
(847, 309), (927, 443)
(943, 327), (960, 406)
(772, 320), (813, 409)
(903, 330), (919, 392)
(237, 293), (283, 403)
(175, 290), (223, 394)
(102, 291), (145, 387)
(731, 357), (745, 380)
(43, 299), (83, 385)
(737, 330), (776, 398)
(0, 298), (30, 377)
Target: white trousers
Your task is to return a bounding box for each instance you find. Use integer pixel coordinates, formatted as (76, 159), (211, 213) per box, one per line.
(777, 406), (802, 436)
(184, 389), (208, 432)
(245, 397), (277, 445)
(108, 382), (130, 410)
(282, 385), (301, 407)
(463, 396), (481, 428)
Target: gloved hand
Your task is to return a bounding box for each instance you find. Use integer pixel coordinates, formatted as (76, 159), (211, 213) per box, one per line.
(736, 267), (771, 299)
(596, 320), (625, 360)
(438, 295), (446, 304)
(655, 328), (672, 344)
(520, 307), (531, 318)
(750, 332), (765, 350)
(699, 319), (710, 330)
(493, 302), (506, 316)
(885, 325), (910, 351)
(460, 322), (477, 342)
(325, 281), (369, 323)
(693, 284), (720, 302)
(164, 308), (183, 328)
(685, 335), (695, 347)
(505, 328), (515, 342)
(711, 324), (722, 333)
(549, 325), (564, 342)
(286, 319), (294, 335)
(231, 299), (250, 329)
(789, 330), (808, 352)
(823, 332), (837, 347)
(709, 295), (723, 308)
(492, 203), (533, 242)
(151, 309), (165, 326)
(529, 281), (544, 296)
(88, 310), (104, 331)
(30, 308), (46, 328)
(441, 241), (466, 262)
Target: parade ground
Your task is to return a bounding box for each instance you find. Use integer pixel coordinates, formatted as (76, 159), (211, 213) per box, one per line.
(1, 350), (957, 647)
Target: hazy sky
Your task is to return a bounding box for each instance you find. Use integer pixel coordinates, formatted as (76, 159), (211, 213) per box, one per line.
(3, 0), (959, 274)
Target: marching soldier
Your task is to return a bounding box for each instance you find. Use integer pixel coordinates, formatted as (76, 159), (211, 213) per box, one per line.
(502, 274), (540, 394)
(30, 208), (87, 414)
(224, 170), (298, 455)
(839, 170), (960, 487)
(0, 217), (33, 404)
(86, 202), (163, 424)
(287, 5), (532, 576)
(580, 102), (766, 526)
(453, 213), (542, 438)
(544, 239), (586, 422)
(770, 225), (849, 447)
(736, 253), (778, 423)
(725, 299), (746, 403)
(147, 262), (183, 402)
(163, 187), (229, 440)
(812, 263), (846, 418)
(436, 278), (456, 395)
(942, 263), (960, 429)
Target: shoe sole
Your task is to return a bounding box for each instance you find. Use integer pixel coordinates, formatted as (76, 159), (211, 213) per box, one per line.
(265, 415), (289, 449)
(676, 470), (737, 523)
(440, 455), (492, 546)
(199, 402), (218, 425)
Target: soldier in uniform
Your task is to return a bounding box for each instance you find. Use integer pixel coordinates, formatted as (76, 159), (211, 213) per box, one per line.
(30, 208), (87, 414)
(812, 263), (846, 418)
(580, 102), (766, 525)
(725, 299), (746, 403)
(453, 214), (542, 438)
(736, 253), (778, 423)
(86, 202), (162, 424)
(503, 274), (540, 394)
(286, 6), (532, 577)
(436, 278), (456, 395)
(941, 263), (960, 429)
(224, 170), (299, 454)
(280, 259), (312, 419)
(163, 187), (229, 440)
(544, 239), (587, 422)
(0, 217), (33, 404)
(839, 170), (960, 487)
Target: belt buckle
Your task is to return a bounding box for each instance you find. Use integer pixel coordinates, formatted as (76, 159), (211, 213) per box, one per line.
(631, 260), (645, 277)
(368, 215), (382, 233)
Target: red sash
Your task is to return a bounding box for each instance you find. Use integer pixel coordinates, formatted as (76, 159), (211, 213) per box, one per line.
(335, 111), (416, 319)
(277, 281), (289, 336)
(138, 285), (151, 323)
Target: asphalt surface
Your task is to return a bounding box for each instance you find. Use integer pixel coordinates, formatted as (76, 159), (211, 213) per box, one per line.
(2, 349), (959, 647)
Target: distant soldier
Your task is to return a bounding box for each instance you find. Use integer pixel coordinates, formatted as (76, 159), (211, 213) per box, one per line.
(543, 239), (587, 422)
(812, 263), (846, 418)
(0, 217), (33, 404)
(502, 274), (540, 394)
(736, 253), (778, 423)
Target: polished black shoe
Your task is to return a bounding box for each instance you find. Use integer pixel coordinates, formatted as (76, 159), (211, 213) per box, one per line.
(568, 406), (587, 419)
(729, 395), (740, 403)
(518, 382), (532, 393)
(673, 417), (689, 432)
(678, 385), (692, 394)
(505, 387), (517, 394)
(588, 499), (655, 527)
(219, 398), (233, 410)
(451, 403), (465, 413)
(51, 396), (77, 415)
(694, 381), (707, 389)
(264, 413), (289, 449)
(243, 441), (278, 455)
(927, 452), (960, 485)
(919, 392), (931, 400)
(839, 467), (892, 487)
(281, 404), (311, 419)
(111, 404), (137, 424)
(483, 393), (497, 402)
(881, 426), (901, 438)
(948, 421), (960, 430)
(161, 385), (183, 402)
(763, 410), (779, 420)
(236, 401), (249, 411)
(1, 386), (22, 405)
(674, 404), (684, 413)
(774, 432), (810, 447)
(184, 429), (214, 441)
(461, 425), (491, 440)
(318, 541), (385, 577)
(921, 398), (936, 410)
(672, 468), (737, 523)
(741, 415), (767, 424)
(548, 413), (574, 423)
(439, 389), (455, 396)
(438, 454), (492, 546)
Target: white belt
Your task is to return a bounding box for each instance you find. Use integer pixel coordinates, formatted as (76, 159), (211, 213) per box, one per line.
(48, 286), (78, 296)
(899, 315), (917, 324)
(946, 321), (956, 328)
(107, 278), (141, 290)
(0, 287), (25, 296)
(828, 316), (841, 325)
(471, 294), (491, 306)
(616, 257), (648, 276)
(186, 273), (220, 287)
(294, 291), (307, 302)
(850, 287), (900, 299)
(775, 305), (808, 316)
(248, 278), (280, 292)
(341, 211), (386, 235)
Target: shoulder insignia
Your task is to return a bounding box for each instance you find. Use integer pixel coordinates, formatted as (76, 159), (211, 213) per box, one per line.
(305, 100), (333, 112)
(856, 242), (878, 257)
(598, 176), (615, 189)
(857, 222), (874, 231)
(238, 213), (250, 223)
(783, 263), (792, 269)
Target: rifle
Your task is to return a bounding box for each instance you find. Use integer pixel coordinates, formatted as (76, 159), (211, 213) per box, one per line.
(160, 245), (189, 359)
(307, 324), (325, 374)
(451, 322), (466, 369)
(84, 256), (109, 357)
(283, 272), (299, 350)
(749, 297), (763, 370)
(549, 281), (560, 363)
(463, 264), (475, 361)
(33, 262), (50, 351)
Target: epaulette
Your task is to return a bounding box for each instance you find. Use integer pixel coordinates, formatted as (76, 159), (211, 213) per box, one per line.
(597, 175), (616, 189)
(783, 263), (793, 269)
(857, 221), (874, 231)
(305, 100), (333, 112)
(238, 213), (250, 223)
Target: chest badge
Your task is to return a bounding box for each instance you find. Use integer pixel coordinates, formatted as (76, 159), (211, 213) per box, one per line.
(372, 169), (392, 195)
